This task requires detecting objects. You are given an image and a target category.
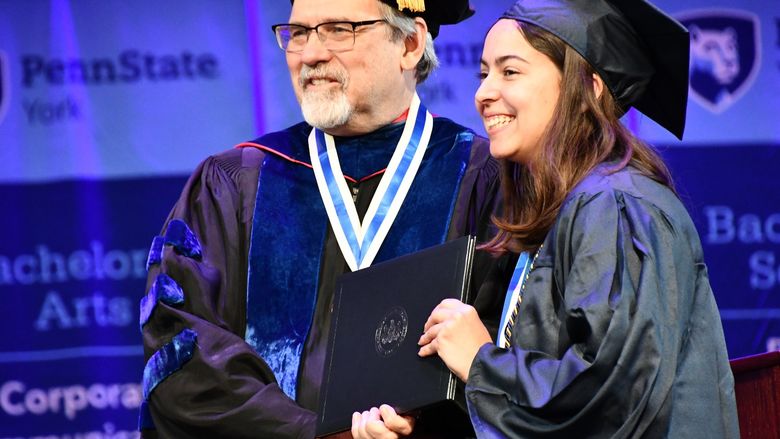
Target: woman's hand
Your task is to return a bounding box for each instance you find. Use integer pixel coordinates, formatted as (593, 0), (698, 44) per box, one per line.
(351, 405), (414, 439)
(417, 299), (493, 382)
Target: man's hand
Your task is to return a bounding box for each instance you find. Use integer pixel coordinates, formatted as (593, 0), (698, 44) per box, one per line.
(351, 405), (414, 439)
(417, 299), (493, 382)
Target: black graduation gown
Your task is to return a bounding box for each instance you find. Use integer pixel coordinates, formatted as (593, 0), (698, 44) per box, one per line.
(140, 119), (504, 438)
(465, 167), (739, 438)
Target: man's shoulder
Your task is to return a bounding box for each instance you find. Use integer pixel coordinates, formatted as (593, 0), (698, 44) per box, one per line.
(249, 121), (312, 153)
(430, 116), (492, 166)
(429, 116), (485, 147)
(226, 121), (315, 167)
(198, 122), (311, 174)
(431, 116), (474, 137)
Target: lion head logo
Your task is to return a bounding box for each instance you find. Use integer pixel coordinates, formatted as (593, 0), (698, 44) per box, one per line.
(690, 25), (740, 86)
(677, 9), (760, 113)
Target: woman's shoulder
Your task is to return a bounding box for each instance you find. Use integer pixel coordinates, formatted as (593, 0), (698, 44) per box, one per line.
(562, 166), (694, 232)
(567, 165), (677, 208)
(561, 165), (702, 253)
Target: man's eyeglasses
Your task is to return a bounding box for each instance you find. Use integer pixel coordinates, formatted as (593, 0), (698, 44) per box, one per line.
(271, 20), (387, 53)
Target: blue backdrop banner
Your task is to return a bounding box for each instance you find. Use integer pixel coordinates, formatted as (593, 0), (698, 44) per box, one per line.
(0, 176), (186, 437)
(0, 0), (255, 182)
(664, 145), (780, 357)
(1, 0), (779, 437)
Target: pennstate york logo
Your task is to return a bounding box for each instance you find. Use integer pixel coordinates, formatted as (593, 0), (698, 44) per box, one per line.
(676, 9), (761, 113)
(374, 306), (408, 357)
(0, 50), (9, 125)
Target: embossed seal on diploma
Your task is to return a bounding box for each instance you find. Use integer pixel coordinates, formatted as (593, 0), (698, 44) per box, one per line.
(374, 306), (408, 357)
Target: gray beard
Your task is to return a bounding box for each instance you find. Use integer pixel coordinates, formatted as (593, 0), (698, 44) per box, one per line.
(300, 88), (353, 129)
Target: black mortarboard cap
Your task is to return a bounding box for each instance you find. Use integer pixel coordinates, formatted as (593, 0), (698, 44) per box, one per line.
(502, 0), (689, 139)
(290, 0), (475, 38)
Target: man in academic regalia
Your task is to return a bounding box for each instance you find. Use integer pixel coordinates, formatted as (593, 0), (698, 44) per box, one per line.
(138, 0), (503, 437)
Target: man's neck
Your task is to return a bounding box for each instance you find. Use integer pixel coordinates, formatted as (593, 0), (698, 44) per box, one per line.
(390, 108), (410, 124)
(323, 107), (409, 137)
(322, 91), (415, 137)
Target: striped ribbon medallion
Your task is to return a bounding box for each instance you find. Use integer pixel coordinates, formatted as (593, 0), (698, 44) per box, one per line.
(309, 93), (433, 271)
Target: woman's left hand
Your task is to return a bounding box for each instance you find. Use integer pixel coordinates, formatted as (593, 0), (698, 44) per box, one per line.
(417, 299), (493, 382)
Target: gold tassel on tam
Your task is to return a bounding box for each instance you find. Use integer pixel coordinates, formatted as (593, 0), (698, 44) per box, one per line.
(396, 0), (425, 13)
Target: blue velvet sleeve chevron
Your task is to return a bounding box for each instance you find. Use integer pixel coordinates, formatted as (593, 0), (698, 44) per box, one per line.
(163, 219), (202, 260)
(145, 219), (202, 271)
(145, 236), (165, 271)
(139, 273), (185, 329)
(142, 328), (198, 401)
(137, 401), (154, 431)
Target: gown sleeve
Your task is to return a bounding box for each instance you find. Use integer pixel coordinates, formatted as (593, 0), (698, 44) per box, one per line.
(140, 148), (316, 439)
(464, 176), (738, 438)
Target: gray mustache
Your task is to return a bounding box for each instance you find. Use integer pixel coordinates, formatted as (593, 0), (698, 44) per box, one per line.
(299, 65), (348, 88)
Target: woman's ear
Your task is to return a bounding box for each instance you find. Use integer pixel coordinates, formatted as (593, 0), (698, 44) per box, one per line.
(400, 17), (427, 71)
(592, 73), (604, 99)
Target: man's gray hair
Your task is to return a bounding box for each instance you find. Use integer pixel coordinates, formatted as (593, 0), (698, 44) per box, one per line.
(379, 3), (439, 84)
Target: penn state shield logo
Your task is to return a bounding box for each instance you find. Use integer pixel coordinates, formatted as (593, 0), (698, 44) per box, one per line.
(0, 50), (9, 125)
(676, 9), (760, 113)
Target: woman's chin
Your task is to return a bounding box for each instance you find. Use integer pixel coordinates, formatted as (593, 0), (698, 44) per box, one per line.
(489, 144), (519, 161)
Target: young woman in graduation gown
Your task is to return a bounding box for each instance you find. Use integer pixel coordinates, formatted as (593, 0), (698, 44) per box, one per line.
(402, 0), (739, 438)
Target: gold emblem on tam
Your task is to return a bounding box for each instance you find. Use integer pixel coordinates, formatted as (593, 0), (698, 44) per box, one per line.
(396, 0), (425, 13)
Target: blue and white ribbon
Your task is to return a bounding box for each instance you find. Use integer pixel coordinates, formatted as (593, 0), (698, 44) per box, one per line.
(497, 251), (531, 348)
(309, 93), (433, 271)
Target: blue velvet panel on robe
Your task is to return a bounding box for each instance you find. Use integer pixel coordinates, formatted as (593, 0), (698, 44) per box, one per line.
(244, 119), (473, 400)
(245, 122), (328, 400)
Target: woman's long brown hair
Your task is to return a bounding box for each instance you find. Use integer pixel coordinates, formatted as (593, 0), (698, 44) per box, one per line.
(481, 21), (675, 255)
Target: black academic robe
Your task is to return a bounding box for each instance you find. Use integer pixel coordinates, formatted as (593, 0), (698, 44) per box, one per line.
(140, 118), (503, 438)
(465, 166), (739, 438)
